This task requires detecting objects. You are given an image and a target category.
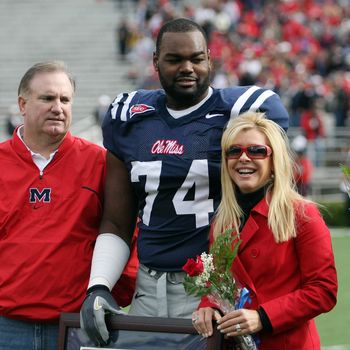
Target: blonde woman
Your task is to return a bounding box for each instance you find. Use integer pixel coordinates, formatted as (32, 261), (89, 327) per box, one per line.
(192, 112), (337, 350)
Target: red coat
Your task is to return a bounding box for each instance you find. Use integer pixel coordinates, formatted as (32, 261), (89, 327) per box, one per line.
(200, 198), (337, 350)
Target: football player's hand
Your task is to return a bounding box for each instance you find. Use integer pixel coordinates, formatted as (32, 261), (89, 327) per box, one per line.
(80, 285), (125, 346)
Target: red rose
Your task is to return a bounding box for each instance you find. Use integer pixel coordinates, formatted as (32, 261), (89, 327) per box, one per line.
(182, 256), (204, 277)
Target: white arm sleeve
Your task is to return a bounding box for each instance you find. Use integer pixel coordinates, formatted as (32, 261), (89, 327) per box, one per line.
(87, 233), (130, 291)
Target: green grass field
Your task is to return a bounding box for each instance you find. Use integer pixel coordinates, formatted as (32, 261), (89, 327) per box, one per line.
(317, 228), (350, 350)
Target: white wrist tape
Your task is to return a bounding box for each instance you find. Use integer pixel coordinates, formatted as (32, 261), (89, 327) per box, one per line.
(88, 233), (130, 291)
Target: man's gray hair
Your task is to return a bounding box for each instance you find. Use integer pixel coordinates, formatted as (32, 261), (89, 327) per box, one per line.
(18, 61), (76, 97)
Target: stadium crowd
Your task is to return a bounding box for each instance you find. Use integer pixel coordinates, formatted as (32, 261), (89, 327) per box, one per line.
(116, 0), (350, 130)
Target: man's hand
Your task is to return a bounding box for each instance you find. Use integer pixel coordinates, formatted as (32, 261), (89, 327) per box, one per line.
(80, 285), (125, 346)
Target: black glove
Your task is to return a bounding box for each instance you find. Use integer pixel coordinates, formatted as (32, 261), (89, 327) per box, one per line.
(80, 285), (125, 347)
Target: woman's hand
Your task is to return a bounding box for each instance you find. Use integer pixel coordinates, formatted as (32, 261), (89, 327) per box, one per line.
(191, 307), (222, 338)
(217, 308), (263, 337)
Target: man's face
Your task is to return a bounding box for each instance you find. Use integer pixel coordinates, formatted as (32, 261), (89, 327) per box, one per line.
(154, 31), (211, 110)
(18, 71), (74, 140)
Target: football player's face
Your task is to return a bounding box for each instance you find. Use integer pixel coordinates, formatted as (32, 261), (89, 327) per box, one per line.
(18, 71), (74, 140)
(154, 31), (211, 110)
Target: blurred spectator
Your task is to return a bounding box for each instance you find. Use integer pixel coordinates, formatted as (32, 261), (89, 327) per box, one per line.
(238, 48), (262, 83)
(292, 134), (313, 197)
(340, 146), (350, 226)
(300, 100), (326, 167)
(289, 80), (318, 127)
(94, 94), (111, 126)
(126, 30), (155, 85)
(116, 20), (131, 59)
(6, 104), (22, 136)
(330, 72), (350, 127)
(211, 59), (232, 88)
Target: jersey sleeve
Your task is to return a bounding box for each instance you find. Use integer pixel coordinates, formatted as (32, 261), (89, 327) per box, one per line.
(101, 92), (125, 160)
(226, 86), (290, 131)
(102, 90), (162, 160)
(256, 89), (290, 131)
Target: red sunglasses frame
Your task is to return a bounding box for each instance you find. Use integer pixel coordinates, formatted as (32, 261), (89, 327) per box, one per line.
(226, 144), (272, 159)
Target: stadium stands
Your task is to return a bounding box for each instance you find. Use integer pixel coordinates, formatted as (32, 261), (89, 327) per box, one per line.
(0, 0), (348, 202)
(0, 0), (135, 143)
(288, 126), (349, 201)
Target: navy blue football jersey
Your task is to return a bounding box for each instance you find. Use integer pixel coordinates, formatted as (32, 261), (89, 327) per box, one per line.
(102, 86), (289, 271)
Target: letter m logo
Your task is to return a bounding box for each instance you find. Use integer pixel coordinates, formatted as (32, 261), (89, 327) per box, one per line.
(29, 188), (51, 203)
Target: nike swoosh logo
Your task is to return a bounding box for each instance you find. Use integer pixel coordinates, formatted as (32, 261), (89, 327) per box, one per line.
(134, 293), (146, 300)
(205, 113), (225, 119)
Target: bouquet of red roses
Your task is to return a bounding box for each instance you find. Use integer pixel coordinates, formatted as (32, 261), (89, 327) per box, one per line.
(183, 228), (241, 308)
(182, 229), (258, 350)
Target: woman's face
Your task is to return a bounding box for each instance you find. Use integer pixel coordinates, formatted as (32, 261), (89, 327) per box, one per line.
(226, 129), (273, 194)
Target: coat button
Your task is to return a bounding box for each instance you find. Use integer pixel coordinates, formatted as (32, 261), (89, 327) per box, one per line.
(251, 248), (259, 258)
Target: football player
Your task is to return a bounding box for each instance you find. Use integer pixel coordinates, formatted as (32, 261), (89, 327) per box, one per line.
(80, 17), (289, 346)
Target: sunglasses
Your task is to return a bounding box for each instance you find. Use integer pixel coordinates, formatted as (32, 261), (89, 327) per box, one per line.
(226, 144), (272, 159)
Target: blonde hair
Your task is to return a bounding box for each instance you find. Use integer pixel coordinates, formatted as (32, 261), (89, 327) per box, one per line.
(214, 111), (308, 243)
